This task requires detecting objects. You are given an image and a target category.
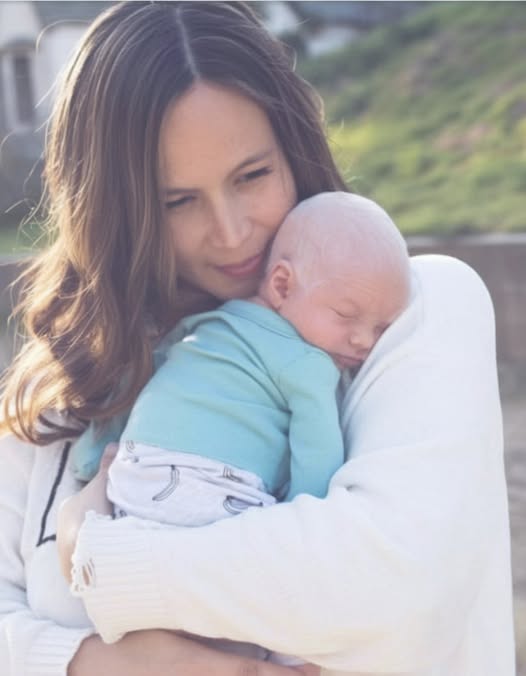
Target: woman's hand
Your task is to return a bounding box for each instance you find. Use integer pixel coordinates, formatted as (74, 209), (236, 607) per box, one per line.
(68, 630), (320, 676)
(59, 447), (320, 676)
(59, 452), (320, 676)
(57, 443), (118, 582)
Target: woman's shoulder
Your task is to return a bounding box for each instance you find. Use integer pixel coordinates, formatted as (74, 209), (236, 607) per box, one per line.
(410, 253), (492, 311)
(408, 254), (495, 346)
(0, 431), (35, 462)
(0, 432), (66, 479)
(0, 434), (39, 513)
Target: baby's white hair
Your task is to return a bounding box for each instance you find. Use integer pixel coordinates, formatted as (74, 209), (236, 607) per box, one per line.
(267, 191), (410, 290)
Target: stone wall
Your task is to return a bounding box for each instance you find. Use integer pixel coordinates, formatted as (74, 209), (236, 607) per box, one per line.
(0, 257), (25, 317)
(408, 233), (526, 366)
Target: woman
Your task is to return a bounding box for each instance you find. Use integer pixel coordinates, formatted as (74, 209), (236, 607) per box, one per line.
(0, 2), (514, 675)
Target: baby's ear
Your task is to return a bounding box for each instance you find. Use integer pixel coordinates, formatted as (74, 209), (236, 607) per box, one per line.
(266, 259), (295, 309)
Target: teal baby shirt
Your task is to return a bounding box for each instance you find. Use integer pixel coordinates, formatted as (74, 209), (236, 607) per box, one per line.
(74, 300), (344, 500)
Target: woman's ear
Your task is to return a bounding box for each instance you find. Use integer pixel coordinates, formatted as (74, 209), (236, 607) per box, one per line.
(264, 259), (295, 310)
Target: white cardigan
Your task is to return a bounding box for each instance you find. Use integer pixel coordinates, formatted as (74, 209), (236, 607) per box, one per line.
(0, 255), (516, 675)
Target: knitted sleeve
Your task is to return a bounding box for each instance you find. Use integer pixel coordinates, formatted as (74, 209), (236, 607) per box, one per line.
(0, 438), (94, 676)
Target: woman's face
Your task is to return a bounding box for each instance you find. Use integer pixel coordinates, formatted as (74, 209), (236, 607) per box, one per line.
(159, 82), (297, 300)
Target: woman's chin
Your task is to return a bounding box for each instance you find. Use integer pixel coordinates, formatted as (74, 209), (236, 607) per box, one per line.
(213, 279), (260, 302)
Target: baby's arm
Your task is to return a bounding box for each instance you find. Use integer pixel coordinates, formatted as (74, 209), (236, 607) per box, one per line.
(279, 352), (344, 500)
(71, 328), (179, 482)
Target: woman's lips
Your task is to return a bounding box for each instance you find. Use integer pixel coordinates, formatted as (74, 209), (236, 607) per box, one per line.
(217, 252), (265, 279)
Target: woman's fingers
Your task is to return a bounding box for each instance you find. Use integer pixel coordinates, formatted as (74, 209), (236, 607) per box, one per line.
(62, 448), (322, 674)
(57, 443), (117, 582)
(242, 659), (319, 676)
(117, 631), (316, 676)
(98, 442), (119, 474)
(291, 664), (320, 676)
(69, 624), (321, 675)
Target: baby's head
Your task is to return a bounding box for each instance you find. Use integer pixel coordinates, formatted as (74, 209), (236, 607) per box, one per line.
(258, 192), (411, 370)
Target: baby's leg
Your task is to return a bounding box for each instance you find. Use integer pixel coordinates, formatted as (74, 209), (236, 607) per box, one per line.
(107, 442), (276, 525)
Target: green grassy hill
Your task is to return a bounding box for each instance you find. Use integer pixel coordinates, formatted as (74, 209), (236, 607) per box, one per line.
(300, 1), (526, 235)
(1, 2), (524, 254)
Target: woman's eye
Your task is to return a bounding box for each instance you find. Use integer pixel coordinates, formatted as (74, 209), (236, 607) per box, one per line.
(165, 195), (194, 210)
(239, 167), (271, 183)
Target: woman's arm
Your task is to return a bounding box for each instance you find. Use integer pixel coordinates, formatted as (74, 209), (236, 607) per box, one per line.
(69, 631), (319, 676)
(0, 439), (94, 675)
(1, 437), (317, 676)
(66, 256), (512, 672)
(57, 444), (117, 582)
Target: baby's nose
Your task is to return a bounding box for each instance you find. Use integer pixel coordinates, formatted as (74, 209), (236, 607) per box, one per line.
(350, 326), (376, 352)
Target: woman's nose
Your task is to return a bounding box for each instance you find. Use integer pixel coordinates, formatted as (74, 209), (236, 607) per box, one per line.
(208, 198), (251, 249)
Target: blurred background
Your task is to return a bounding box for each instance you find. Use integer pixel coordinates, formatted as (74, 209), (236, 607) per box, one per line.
(0, 1), (525, 671)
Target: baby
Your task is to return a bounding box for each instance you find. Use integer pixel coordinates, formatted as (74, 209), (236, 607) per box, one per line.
(74, 190), (411, 510)
(72, 191), (411, 662)
(106, 191), (410, 514)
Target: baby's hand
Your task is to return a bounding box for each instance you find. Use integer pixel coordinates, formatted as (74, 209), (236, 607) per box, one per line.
(57, 443), (118, 582)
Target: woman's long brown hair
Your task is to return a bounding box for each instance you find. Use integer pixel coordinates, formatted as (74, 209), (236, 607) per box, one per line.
(1, 1), (347, 445)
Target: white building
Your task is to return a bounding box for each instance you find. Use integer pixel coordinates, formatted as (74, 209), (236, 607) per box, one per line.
(260, 1), (420, 57)
(0, 1), (421, 217)
(0, 1), (108, 215)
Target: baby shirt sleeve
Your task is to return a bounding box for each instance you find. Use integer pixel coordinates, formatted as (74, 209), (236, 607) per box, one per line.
(70, 331), (179, 481)
(278, 351), (344, 500)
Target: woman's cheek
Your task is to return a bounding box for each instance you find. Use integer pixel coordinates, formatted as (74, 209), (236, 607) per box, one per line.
(265, 181), (296, 230)
(171, 212), (199, 253)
